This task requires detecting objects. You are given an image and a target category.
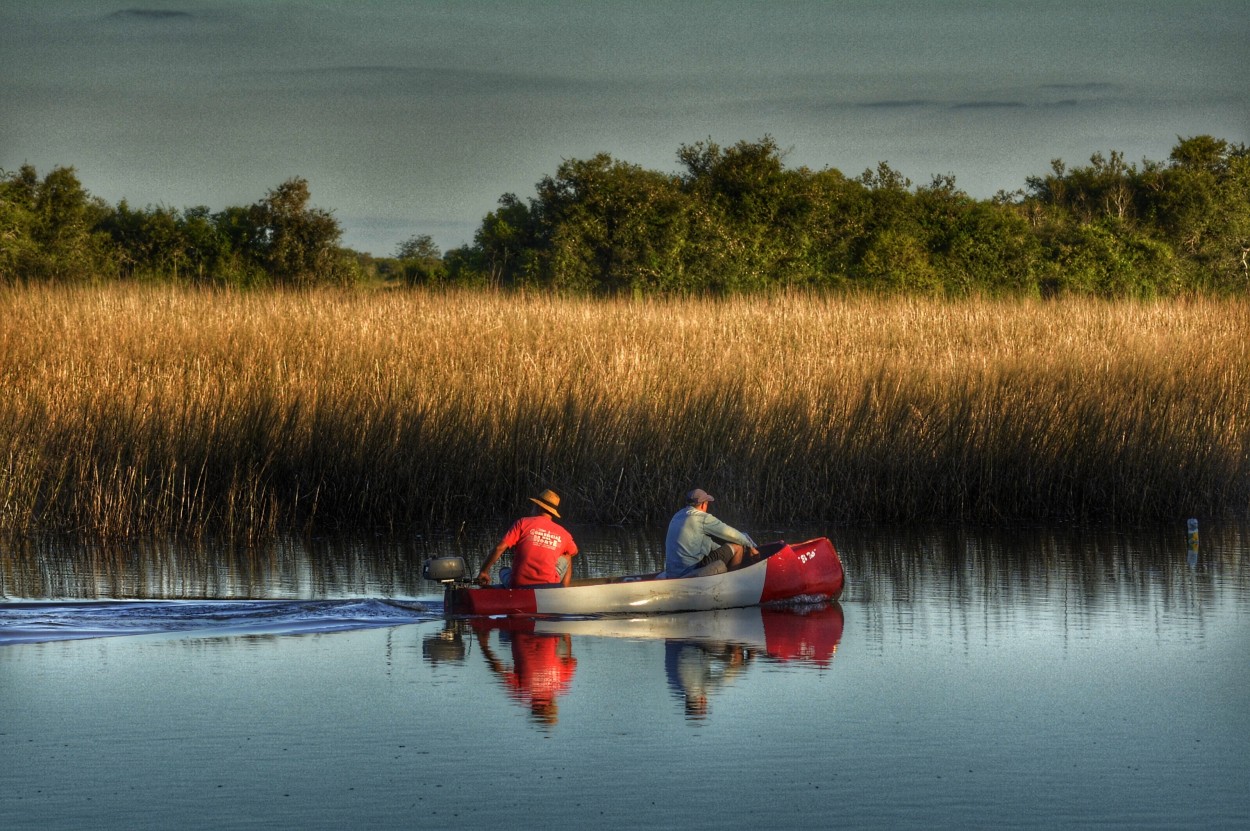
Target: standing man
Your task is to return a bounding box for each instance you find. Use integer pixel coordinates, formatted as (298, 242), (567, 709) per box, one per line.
(664, 488), (759, 578)
(478, 489), (579, 588)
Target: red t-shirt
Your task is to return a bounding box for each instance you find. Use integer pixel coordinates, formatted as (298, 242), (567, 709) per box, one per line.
(499, 514), (578, 586)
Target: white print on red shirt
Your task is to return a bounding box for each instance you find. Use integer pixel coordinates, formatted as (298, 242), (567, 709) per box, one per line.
(526, 529), (563, 549)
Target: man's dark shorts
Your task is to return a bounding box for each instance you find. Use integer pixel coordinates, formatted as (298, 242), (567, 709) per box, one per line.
(695, 544), (736, 570)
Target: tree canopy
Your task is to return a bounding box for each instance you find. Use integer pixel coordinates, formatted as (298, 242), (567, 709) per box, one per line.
(446, 135), (1250, 297)
(3, 135), (1247, 295)
(1, 170), (354, 287)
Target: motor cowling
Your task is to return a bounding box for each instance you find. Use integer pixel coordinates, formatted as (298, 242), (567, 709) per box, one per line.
(423, 556), (467, 583)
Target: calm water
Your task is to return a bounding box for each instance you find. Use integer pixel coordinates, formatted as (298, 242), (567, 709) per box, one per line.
(2, 523), (1248, 830)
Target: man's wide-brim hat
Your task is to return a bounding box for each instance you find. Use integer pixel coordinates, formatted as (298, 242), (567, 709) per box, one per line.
(530, 489), (561, 518)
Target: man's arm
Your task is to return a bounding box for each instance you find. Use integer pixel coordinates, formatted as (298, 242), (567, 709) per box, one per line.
(703, 514), (758, 552)
(477, 540), (510, 586)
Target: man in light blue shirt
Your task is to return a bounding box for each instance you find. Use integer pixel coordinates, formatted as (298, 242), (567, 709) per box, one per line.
(664, 488), (759, 578)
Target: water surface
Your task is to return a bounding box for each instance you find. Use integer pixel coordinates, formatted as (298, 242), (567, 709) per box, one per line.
(2, 523), (1247, 829)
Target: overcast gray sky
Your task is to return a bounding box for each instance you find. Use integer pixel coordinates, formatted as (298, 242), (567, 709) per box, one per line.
(2, 1), (1247, 256)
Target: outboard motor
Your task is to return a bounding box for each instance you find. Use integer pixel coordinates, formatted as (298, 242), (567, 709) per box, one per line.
(423, 556), (467, 583)
(423, 556), (470, 615)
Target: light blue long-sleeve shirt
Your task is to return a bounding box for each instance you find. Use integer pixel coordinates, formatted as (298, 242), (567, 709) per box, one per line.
(664, 506), (757, 577)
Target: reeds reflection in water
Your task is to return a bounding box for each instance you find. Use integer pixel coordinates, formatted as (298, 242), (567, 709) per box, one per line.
(836, 521), (1248, 647)
(0, 534), (433, 600)
(3, 522), (1244, 624)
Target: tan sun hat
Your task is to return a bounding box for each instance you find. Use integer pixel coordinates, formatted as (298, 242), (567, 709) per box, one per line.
(529, 489), (561, 518)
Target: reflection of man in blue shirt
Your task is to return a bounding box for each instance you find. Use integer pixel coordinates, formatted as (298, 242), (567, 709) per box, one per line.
(665, 639), (752, 719)
(664, 488), (758, 577)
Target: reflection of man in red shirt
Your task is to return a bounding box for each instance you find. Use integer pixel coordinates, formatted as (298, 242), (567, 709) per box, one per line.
(477, 489), (579, 587)
(478, 627), (577, 727)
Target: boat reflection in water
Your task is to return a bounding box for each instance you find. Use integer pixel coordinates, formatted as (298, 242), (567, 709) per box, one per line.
(662, 603), (843, 719)
(424, 617), (578, 726)
(421, 603), (843, 725)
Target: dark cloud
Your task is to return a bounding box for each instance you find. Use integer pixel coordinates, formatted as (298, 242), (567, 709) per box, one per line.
(950, 101), (1027, 110)
(859, 99), (934, 109)
(106, 10), (194, 21)
(762, 94), (1047, 115)
(1039, 82), (1118, 93)
(237, 63), (647, 108)
(269, 63), (580, 91)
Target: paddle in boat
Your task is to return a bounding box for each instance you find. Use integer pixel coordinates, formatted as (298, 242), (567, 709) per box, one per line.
(423, 537), (845, 617)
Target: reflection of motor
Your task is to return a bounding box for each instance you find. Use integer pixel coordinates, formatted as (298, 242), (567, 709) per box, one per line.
(422, 620), (473, 664)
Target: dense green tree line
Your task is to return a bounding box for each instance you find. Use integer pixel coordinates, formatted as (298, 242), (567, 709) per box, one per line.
(0, 168), (355, 287)
(3, 135), (1248, 294)
(444, 135), (1249, 296)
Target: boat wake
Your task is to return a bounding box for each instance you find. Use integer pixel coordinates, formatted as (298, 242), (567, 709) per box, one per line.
(0, 598), (440, 646)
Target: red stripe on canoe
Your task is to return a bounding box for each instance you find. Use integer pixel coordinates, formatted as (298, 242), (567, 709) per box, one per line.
(760, 538), (845, 603)
(450, 586), (539, 616)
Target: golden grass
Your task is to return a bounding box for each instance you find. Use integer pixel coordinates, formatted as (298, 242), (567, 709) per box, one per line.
(1, 284), (1247, 537)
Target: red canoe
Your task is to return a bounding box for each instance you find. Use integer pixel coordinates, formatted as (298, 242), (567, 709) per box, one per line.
(433, 538), (844, 617)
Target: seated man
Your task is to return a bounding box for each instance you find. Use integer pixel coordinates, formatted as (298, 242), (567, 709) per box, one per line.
(477, 489), (579, 587)
(664, 488), (759, 578)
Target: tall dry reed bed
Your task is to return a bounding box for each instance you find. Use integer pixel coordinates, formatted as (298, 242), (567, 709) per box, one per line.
(1, 284), (1247, 537)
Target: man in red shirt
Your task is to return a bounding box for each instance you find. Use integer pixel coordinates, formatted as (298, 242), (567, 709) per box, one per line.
(477, 489), (579, 587)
